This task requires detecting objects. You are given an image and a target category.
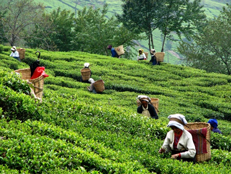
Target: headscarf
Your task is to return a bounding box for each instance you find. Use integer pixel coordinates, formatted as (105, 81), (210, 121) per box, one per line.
(137, 95), (151, 103)
(30, 60), (40, 77)
(167, 114), (188, 130)
(107, 45), (112, 49)
(151, 49), (155, 55)
(138, 49), (144, 56)
(84, 63), (90, 68)
(88, 78), (95, 84)
(208, 119), (218, 129)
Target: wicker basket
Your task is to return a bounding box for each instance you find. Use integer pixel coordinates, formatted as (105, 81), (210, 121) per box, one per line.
(137, 98), (159, 113)
(17, 48), (25, 60)
(93, 80), (105, 93)
(15, 68), (31, 80)
(81, 68), (91, 81)
(115, 45), (125, 56)
(184, 122), (211, 162)
(144, 52), (148, 60)
(15, 68), (44, 99)
(155, 52), (165, 62)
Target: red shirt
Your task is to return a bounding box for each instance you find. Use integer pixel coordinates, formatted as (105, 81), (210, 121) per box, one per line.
(173, 131), (183, 158)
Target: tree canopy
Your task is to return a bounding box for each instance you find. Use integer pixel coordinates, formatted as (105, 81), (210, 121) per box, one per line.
(178, 4), (231, 75)
(0, 0), (44, 46)
(117, 0), (206, 52)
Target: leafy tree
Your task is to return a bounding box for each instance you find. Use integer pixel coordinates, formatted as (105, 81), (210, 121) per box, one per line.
(157, 0), (206, 52)
(73, 4), (143, 59)
(0, 11), (7, 44)
(117, 0), (206, 52)
(25, 8), (75, 51)
(0, 0), (44, 46)
(178, 4), (231, 75)
(117, 0), (161, 50)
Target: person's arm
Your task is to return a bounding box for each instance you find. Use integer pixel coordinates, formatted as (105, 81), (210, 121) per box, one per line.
(180, 132), (196, 159)
(159, 131), (172, 153)
(10, 52), (13, 57)
(137, 105), (143, 114)
(148, 104), (158, 119)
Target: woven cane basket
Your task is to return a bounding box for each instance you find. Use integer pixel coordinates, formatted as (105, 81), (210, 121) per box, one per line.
(144, 52), (148, 60)
(15, 68), (44, 99)
(93, 80), (105, 93)
(81, 68), (91, 81)
(137, 98), (159, 113)
(115, 45), (125, 56)
(155, 52), (165, 62)
(17, 49), (25, 60)
(184, 122), (211, 162)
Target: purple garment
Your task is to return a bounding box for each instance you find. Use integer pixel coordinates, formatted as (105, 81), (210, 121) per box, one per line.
(212, 128), (222, 134)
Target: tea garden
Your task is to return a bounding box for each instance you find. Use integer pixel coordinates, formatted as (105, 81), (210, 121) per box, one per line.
(0, 44), (231, 173)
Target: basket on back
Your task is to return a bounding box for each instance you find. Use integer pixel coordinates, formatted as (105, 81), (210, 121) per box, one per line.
(184, 122), (211, 162)
(15, 68), (44, 99)
(137, 97), (159, 113)
(155, 52), (165, 62)
(93, 80), (105, 93)
(115, 45), (125, 56)
(81, 68), (91, 81)
(17, 48), (25, 60)
(144, 52), (148, 60)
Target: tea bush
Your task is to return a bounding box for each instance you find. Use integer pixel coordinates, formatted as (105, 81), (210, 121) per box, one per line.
(1, 48), (231, 173)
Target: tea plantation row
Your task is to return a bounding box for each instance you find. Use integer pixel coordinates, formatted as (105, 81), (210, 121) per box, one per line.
(0, 45), (231, 173)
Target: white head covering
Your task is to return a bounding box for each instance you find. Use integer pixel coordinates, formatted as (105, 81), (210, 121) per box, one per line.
(137, 95), (151, 103)
(167, 114), (187, 130)
(13, 46), (16, 50)
(88, 78), (95, 84)
(84, 63), (90, 68)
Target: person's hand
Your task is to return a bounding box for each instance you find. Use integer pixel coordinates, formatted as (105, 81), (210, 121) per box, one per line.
(158, 148), (165, 153)
(171, 154), (180, 159)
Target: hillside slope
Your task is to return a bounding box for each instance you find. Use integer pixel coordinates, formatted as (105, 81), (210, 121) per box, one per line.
(1, 0), (229, 64)
(0, 45), (231, 173)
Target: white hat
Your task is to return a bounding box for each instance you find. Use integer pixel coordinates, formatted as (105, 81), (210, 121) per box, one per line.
(88, 78), (95, 84)
(167, 114), (188, 130)
(137, 95), (151, 102)
(13, 46), (16, 50)
(84, 63), (90, 68)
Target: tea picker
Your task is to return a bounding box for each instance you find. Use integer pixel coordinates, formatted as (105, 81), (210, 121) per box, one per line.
(137, 95), (158, 119)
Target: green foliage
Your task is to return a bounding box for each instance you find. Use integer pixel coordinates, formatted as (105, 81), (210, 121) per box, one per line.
(73, 4), (142, 59)
(0, 44), (3, 53)
(118, 0), (206, 51)
(178, 4), (231, 75)
(0, 0), (44, 46)
(0, 70), (30, 94)
(0, 86), (41, 122)
(26, 7), (75, 51)
(1, 47), (231, 173)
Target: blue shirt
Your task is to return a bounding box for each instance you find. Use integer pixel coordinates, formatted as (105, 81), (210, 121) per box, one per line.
(212, 128), (222, 134)
(111, 48), (118, 57)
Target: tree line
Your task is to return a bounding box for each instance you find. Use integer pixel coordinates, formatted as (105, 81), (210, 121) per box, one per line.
(0, 0), (231, 75)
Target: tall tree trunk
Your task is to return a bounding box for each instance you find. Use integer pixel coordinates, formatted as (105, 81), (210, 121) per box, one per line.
(161, 30), (167, 52)
(150, 31), (154, 49)
(148, 34), (151, 51)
